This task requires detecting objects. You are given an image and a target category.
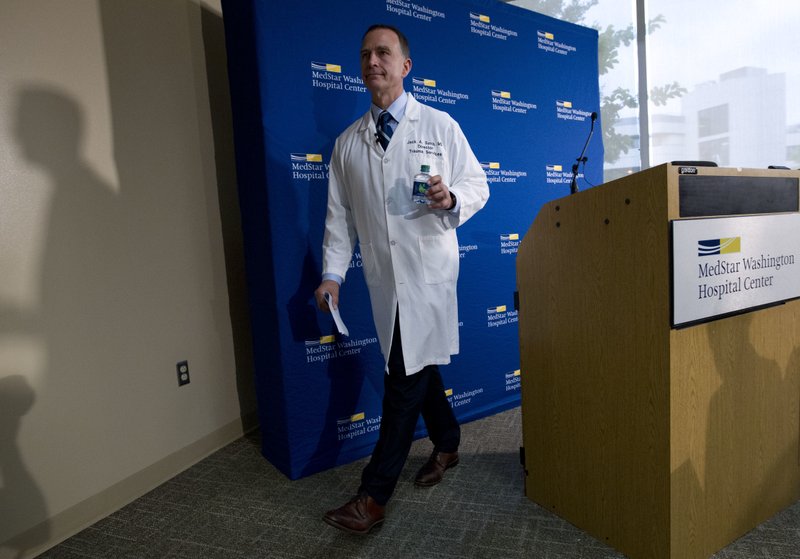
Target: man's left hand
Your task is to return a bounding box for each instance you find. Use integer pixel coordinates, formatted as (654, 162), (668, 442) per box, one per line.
(426, 175), (455, 210)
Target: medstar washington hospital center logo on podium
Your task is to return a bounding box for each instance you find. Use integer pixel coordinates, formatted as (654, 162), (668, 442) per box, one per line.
(698, 237), (741, 256)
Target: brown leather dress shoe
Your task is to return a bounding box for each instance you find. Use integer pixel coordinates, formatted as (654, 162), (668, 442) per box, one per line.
(323, 493), (385, 535)
(414, 450), (459, 487)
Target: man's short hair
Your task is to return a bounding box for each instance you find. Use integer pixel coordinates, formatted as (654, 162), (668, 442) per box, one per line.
(362, 24), (411, 58)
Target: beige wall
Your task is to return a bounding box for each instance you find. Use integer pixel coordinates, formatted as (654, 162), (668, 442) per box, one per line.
(0, 1), (256, 556)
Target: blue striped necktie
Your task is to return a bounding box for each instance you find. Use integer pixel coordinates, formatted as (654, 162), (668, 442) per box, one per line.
(377, 110), (393, 150)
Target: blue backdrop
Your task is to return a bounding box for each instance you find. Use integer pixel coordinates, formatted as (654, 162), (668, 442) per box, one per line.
(222, 0), (602, 479)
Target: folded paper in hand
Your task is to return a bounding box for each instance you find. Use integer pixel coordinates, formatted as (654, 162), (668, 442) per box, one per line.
(324, 291), (349, 336)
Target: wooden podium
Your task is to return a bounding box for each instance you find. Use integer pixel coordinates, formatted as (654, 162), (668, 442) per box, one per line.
(517, 164), (800, 559)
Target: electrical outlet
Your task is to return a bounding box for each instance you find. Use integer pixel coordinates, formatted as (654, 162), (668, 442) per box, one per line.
(176, 360), (190, 386)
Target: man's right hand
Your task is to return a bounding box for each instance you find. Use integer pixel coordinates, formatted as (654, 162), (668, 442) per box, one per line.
(314, 279), (340, 313)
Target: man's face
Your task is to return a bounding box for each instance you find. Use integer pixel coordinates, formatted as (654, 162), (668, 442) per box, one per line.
(360, 28), (411, 100)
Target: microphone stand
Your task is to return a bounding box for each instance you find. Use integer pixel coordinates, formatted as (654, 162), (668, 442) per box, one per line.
(570, 112), (597, 195)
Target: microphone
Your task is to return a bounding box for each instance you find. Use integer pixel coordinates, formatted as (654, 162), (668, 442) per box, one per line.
(570, 111), (597, 195)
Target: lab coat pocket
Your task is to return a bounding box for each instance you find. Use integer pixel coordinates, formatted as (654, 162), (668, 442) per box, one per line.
(418, 234), (458, 284)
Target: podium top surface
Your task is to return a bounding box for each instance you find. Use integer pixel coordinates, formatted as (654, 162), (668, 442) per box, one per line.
(675, 167), (798, 217)
(558, 164), (800, 220)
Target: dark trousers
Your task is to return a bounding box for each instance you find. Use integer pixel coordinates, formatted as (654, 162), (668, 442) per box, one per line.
(359, 313), (460, 505)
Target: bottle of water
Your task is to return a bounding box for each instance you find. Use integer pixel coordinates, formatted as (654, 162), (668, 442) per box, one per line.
(412, 164), (431, 204)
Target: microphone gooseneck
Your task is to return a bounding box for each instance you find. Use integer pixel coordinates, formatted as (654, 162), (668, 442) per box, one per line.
(570, 112), (597, 195)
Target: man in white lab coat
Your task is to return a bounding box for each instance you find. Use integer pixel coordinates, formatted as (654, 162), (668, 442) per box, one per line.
(315, 24), (489, 535)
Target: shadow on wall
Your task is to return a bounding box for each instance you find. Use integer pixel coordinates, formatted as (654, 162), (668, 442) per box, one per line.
(1, 84), (113, 558)
(2, 1), (254, 553)
(0, 376), (49, 558)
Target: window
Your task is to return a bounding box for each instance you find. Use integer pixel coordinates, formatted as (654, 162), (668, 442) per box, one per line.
(506, 0), (800, 175)
(646, 0), (797, 169)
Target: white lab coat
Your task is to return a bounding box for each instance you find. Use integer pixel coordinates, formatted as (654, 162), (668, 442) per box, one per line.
(322, 94), (489, 375)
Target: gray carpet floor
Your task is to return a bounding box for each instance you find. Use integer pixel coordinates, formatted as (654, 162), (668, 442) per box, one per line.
(41, 408), (800, 559)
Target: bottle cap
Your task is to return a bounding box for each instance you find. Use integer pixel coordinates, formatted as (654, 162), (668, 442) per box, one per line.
(421, 164), (430, 172)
